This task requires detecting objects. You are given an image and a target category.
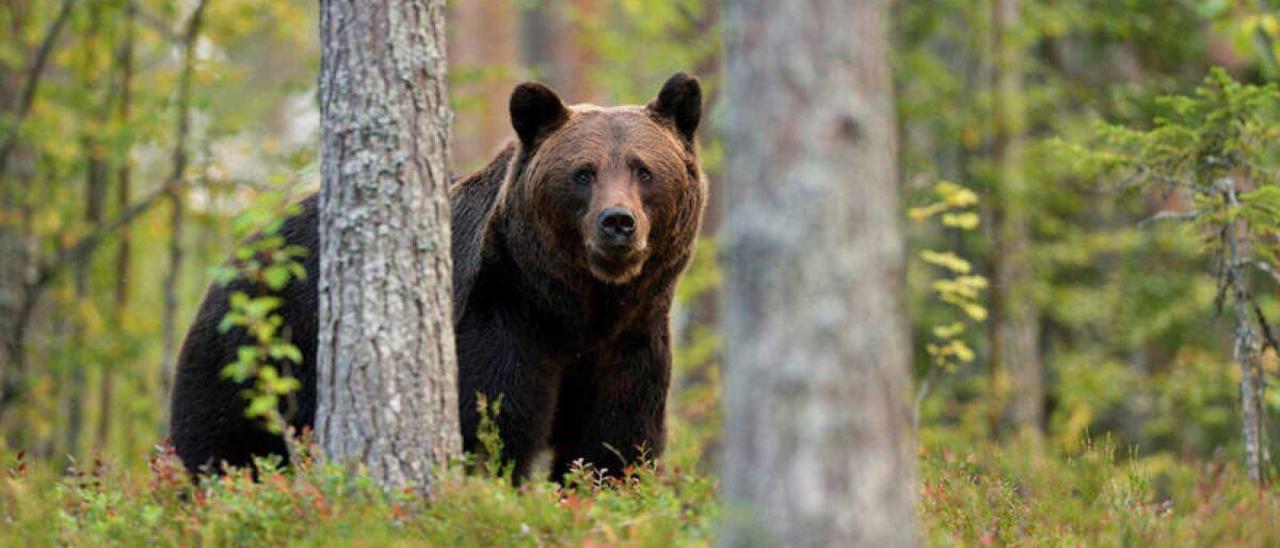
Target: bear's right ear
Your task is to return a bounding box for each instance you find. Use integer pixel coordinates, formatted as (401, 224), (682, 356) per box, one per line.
(509, 82), (570, 149)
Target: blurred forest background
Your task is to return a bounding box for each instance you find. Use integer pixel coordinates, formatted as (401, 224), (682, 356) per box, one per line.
(4, 0), (1280, 543)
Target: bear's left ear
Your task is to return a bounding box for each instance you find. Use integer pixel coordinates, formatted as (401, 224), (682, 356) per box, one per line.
(647, 72), (702, 145)
(510, 82), (570, 149)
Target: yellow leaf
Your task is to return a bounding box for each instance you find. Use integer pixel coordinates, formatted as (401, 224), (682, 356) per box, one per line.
(921, 250), (972, 273)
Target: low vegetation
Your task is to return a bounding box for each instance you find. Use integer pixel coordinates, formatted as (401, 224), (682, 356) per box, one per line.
(4, 431), (1278, 545)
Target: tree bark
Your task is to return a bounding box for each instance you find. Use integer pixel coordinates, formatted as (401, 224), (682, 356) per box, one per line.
(720, 1), (916, 546)
(1222, 179), (1270, 483)
(316, 0), (461, 494)
(990, 0), (1043, 436)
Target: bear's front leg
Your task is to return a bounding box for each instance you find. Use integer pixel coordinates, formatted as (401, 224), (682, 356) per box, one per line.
(549, 329), (672, 481)
(456, 316), (563, 484)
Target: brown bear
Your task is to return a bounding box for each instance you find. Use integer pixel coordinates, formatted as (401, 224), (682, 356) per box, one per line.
(169, 73), (707, 482)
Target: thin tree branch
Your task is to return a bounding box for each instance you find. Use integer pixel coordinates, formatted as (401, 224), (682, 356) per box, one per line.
(31, 184), (173, 290)
(0, 0), (77, 176)
(1241, 258), (1280, 290)
(127, 0), (183, 42)
(1138, 209), (1201, 227)
(1253, 300), (1280, 354)
(29, 0), (210, 292)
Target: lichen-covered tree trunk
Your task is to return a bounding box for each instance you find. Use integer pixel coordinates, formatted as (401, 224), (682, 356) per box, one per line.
(316, 0), (460, 494)
(1222, 180), (1270, 483)
(990, 0), (1043, 436)
(720, 1), (917, 545)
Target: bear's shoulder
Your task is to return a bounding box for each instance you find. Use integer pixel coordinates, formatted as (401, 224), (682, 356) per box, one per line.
(450, 142), (517, 320)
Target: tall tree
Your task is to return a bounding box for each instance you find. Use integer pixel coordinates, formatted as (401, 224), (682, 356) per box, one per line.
(989, 0), (1042, 435)
(448, 0), (519, 171)
(159, 0), (207, 401)
(520, 1), (602, 103)
(720, 0), (916, 545)
(97, 0), (137, 449)
(0, 0), (74, 422)
(66, 0), (113, 458)
(315, 0), (461, 494)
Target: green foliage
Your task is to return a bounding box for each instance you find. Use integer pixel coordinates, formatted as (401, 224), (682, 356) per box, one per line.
(213, 195), (307, 434)
(569, 0), (717, 105)
(9, 436), (1280, 546)
(0, 438), (718, 546)
(920, 434), (1280, 545)
(910, 181), (988, 375)
(1067, 66), (1280, 426)
(8, 0), (1280, 541)
(669, 238), (722, 473)
(1076, 70), (1280, 267)
(471, 394), (513, 480)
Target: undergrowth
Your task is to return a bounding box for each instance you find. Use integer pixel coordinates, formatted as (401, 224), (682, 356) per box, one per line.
(4, 430), (1280, 545)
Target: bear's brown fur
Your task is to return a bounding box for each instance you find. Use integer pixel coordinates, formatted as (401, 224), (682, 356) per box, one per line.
(169, 73), (707, 482)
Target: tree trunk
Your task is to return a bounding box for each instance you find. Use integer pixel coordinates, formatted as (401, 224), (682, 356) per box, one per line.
(316, 0), (461, 494)
(160, 192), (184, 398)
(1223, 180), (1270, 483)
(98, 1), (136, 450)
(66, 139), (107, 457)
(0, 4), (30, 420)
(66, 1), (113, 459)
(0, 0), (73, 425)
(448, 0), (518, 171)
(990, 0), (1043, 436)
(520, 1), (602, 104)
(720, 1), (916, 545)
(159, 0), (207, 400)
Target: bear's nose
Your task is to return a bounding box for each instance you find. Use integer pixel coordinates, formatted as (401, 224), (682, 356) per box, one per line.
(598, 207), (636, 241)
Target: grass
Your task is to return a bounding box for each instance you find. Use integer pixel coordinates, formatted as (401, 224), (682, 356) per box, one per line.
(2, 442), (717, 546)
(3, 431), (1279, 546)
(919, 434), (1280, 546)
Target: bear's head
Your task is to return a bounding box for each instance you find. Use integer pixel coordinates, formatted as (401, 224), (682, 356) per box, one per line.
(502, 73), (706, 286)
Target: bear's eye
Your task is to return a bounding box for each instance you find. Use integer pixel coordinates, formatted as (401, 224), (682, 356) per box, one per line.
(635, 165), (654, 185)
(573, 168), (595, 186)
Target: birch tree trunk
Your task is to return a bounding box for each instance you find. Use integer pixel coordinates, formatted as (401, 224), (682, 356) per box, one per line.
(720, 1), (917, 545)
(316, 0), (461, 495)
(990, 0), (1043, 436)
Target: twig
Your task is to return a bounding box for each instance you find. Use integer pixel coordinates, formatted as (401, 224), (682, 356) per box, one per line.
(912, 366), (942, 434)
(1138, 209), (1201, 227)
(1253, 300), (1280, 354)
(1240, 258), (1280, 290)
(127, 0), (182, 42)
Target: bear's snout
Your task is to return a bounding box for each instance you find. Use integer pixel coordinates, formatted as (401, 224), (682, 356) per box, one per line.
(598, 207), (637, 243)
(584, 203), (649, 284)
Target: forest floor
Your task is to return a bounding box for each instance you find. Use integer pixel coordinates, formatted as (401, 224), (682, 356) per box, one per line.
(2, 433), (1277, 546)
